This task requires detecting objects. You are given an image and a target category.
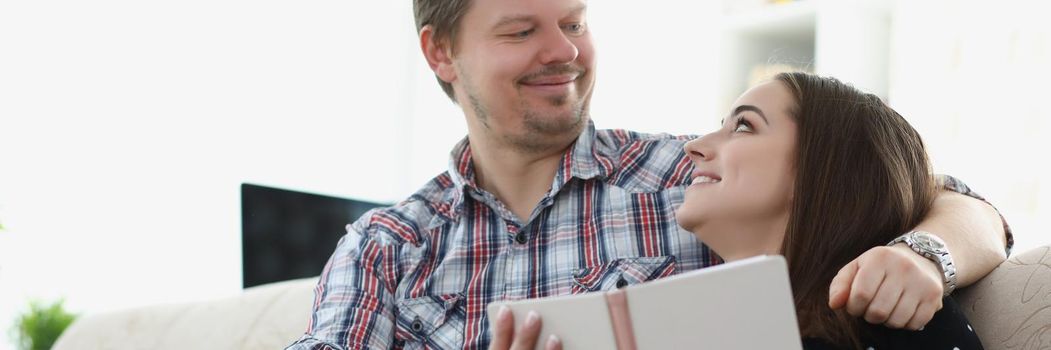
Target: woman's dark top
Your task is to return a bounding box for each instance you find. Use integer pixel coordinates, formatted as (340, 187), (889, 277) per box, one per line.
(802, 296), (983, 350)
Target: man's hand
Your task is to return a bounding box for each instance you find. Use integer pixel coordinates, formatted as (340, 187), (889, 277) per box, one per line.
(489, 306), (562, 350)
(828, 244), (944, 330)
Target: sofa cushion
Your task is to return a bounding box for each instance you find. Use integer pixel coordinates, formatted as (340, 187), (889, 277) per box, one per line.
(53, 277), (317, 350)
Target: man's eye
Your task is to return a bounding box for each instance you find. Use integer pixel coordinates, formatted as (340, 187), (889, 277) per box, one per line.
(511, 29), (534, 38)
(564, 23), (586, 34)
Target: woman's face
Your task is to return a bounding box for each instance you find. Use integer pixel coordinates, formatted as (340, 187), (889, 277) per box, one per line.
(675, 80), (799, 260)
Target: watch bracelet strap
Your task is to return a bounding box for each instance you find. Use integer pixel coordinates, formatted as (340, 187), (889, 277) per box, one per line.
(887, 232), (957, 296)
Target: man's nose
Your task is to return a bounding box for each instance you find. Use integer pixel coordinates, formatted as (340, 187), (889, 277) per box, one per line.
(537, 28), (579, 65)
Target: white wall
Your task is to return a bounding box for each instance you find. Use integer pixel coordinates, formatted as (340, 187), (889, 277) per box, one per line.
(0, 1), (422, 348)
(889, 0), (1051, 254)
(588, 1), (723, 135)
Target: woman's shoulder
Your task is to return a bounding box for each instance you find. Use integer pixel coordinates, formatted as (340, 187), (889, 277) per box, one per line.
(865, 296), (984, 349)
(803, 297), (984, 350)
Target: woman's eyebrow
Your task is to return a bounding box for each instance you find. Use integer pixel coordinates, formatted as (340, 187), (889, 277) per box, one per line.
(731, 105), (770, 125)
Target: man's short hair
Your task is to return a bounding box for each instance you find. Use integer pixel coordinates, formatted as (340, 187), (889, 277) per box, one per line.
(414, 0), (471, 101)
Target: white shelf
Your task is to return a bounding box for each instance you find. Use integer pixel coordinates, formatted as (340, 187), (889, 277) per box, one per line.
(716, 0), (891, 117)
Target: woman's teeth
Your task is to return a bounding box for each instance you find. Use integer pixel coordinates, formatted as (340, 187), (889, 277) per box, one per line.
(692, 176), (721, 185)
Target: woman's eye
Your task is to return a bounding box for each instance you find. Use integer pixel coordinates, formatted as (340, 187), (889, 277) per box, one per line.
(733, 118), (754, 133)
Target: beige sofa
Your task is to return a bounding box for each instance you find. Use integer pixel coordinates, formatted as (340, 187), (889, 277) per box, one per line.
(53, 245), (1051, 350)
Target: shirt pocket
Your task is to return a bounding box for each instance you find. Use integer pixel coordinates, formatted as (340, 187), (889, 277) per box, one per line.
(571, 256), (677, 294)
(393, 293), (465, 350)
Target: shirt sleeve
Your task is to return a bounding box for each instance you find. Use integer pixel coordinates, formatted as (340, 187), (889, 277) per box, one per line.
(938, 174), (1014, 256)
(286, 220), (402, 350)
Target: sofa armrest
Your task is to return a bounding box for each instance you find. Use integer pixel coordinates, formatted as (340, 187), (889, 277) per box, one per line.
(955, 245), (1051, 350)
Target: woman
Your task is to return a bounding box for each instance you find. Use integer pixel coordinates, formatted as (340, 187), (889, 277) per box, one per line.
(675, 72), (983, 349)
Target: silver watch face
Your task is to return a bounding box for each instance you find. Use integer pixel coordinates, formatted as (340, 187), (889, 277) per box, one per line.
(912, 233), (946, 252)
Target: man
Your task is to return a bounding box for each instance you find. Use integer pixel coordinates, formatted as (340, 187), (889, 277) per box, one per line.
(288, 0), (1011, 349)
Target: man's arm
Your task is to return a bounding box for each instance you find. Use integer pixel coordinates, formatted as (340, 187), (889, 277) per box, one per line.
(829, 175), (1011, 330)
(912, 189), (1008, 286)
(286, 230), (400, 350)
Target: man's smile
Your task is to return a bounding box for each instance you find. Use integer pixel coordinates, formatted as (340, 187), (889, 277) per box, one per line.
(519, 73), (579, 95)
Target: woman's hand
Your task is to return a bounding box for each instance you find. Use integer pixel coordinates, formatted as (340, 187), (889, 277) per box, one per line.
(489, 306), (563, 350)
(828, 245), (945, 330)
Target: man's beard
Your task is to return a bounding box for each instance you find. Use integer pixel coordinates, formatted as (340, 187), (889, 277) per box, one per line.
(466, 65), (591, 154)
(512, 95), (588, 152)
(468, 89), (589, 154)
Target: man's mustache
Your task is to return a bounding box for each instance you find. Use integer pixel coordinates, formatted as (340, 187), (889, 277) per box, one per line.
(517, 64), (587, 84)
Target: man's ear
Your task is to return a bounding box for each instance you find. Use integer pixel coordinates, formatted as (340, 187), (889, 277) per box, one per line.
(420, 25), (457, 84)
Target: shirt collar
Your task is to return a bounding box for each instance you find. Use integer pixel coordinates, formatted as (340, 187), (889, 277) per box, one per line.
(443, 120), (614, 213)
(554, 120), (615, 186)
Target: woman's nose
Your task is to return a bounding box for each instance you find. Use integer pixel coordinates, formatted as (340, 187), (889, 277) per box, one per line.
(684, 135), (715, 162)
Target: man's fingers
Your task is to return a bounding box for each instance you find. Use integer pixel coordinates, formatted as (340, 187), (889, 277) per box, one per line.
(904, 298), (942, 331)
(846, 261), (886, 317)
(545, 334), (563, 350)
(882, 290), (921, 329)
(489, 306), (514, 350)
(510, 311), (542, 350)
(490, 308), (551, 350)
(829, 260), (859, 309)
(862, 279), (903, 325)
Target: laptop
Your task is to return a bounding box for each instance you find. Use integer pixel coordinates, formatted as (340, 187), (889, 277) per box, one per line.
(486, 255), (803, 349)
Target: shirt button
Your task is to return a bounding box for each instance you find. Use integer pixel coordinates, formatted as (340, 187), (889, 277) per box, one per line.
(616, 276), (629, 289)
(515, 232), (528, 244)
(411, 317), (424, 332)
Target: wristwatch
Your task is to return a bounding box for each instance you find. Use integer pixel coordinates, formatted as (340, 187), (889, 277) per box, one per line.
(886, 231), (957, 296)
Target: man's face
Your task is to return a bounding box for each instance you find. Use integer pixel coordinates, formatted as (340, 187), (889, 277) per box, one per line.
(449, 0), (596, 153)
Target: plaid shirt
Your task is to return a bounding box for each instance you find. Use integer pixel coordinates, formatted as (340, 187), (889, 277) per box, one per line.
(287, 122), (1012, 350)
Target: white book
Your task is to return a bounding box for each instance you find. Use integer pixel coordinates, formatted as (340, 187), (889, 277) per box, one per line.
(487, 255), (803, 350)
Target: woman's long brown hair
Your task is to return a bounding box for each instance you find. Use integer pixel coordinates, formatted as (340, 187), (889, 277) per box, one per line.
(774, 72), (938, 348)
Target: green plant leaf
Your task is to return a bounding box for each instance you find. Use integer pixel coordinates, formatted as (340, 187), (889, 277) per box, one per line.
(14, 299), (77, 350)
